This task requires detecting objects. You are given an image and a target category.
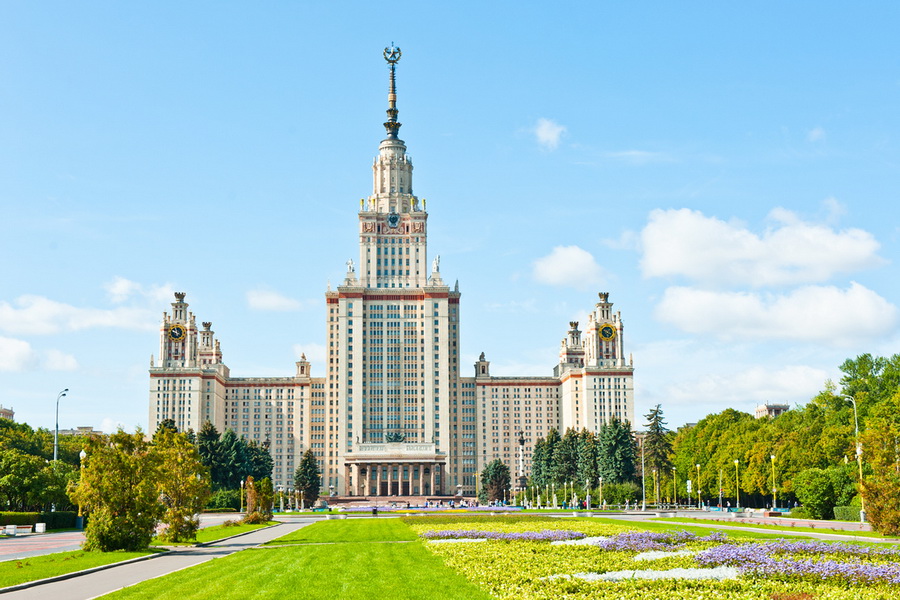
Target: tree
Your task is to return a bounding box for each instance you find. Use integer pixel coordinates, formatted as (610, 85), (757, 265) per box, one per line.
(644, 405), (673, 503)
(218, 429), (248, 489)
(155, 429), (211, 543)
(576, 429), (598, 488)
(530, 437), (549, 487)
(597, 417), (637, 484)
(254, 477), (274, 518)
(551, 428), (579, 485)
(294, 449), (321, 505)
(480, 459), (511, 502)
(69, 430), (163, 551)
(197, 421), (227, 490)
(860, 391), (900, 534)
(245, 439), (274, 481)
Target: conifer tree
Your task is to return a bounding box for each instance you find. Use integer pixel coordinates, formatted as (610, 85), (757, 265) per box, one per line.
(294, 449), (321, 505)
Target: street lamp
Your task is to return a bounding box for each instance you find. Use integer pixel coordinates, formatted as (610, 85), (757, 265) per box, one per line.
(599, 476), (603, 509)
(695, 463), (701, 509)
(842, 396), (867, 523)
(640, 438), (646, 511)
(770, 455), (777, 510)
(734, 460), (740, 510)
(672, 467), (677, 508)
(585, 479), (591, 511)
(53, 389), (68, 463)
(77, 449), (87, 527)
(240, 479), (245, 513)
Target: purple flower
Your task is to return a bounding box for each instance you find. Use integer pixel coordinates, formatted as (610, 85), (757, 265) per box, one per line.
(420, 529), (585, 542)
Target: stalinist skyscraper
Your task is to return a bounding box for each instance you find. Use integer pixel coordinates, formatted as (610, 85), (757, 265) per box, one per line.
(149, 47), (634, 498)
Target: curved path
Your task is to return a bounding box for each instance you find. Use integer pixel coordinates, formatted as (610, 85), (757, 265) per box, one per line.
(2, 519), (315, 600)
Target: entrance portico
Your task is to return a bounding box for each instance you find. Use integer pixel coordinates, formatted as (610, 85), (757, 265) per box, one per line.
(344, 442), (445, 496)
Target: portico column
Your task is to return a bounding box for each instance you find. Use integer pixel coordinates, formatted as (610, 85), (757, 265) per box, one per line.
(365, 464), (371, 496)
(376, 463), (382, 496)
(430, 465), (435, 496)
(418, 463), (424, 495)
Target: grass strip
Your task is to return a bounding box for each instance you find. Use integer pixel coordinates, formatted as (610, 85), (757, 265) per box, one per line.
(102, 540), (491, 600)
(152, 522), (276, 546)
(0, 550), (153, 588)
(266, 517), (416, 545)
(652, 517), (896, 539)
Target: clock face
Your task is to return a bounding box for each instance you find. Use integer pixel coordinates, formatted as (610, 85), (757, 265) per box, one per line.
(168, 324), (186, 342)
(387, 212), (400, 228)
(599, 324), (616, 341)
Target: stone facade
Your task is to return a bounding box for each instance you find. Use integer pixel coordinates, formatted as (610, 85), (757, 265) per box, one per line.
(148, 48), (634, 496)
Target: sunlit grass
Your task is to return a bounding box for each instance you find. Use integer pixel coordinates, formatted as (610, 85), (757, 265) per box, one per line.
(0, 550), (153, 588)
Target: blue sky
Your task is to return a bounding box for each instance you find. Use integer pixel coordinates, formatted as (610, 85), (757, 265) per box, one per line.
(2, 2), (899, 433)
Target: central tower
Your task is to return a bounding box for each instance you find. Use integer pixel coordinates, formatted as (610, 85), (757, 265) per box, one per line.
(326, 46), (461, 497)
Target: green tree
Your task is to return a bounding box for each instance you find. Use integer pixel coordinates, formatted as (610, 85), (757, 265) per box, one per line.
(155, 429), (211, 543)
(245, 439), (274, 481)
(551, 428), (579, 485)
(294, 449), (321, 506)
(860, 391), (900, 534)
(197, 421), (227, 490)
(254, 477), (274, 519)
(576, 429), (598, 488)
(644, 405), (673, 502)
(597, 417), (637, 484)
(530, 437), (549, 487)
(480, 459), (511, 502)
(70, 430), (163, 551)
(218, 429), (248, 489)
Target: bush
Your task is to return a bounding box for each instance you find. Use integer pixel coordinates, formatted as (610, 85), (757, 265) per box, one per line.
(862, 472), (900, 535)
(600, 482), (640, 505)
(833, 505), (861, 522)
(83, 506), (156, 552)
(38, 511), (77, 529)
(241, 511), (267, 525)
(0, 512), (40, 526)
(206, 489), (241, 511)
(203, 507), (237, 513)
(793, 468), (835, 519)
(787, 507), (813, 519)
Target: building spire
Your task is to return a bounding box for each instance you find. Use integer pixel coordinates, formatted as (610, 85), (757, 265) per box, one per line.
(383, 44), (402, 139)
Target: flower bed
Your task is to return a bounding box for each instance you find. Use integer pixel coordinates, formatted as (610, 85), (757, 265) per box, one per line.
(413, 516), (900, 599)
(422, 529), (585, 542)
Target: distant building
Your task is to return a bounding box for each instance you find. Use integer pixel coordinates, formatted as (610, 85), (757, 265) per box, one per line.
(147, 48), (635, 496)
(0, 405), (14, 421)
(58, 426), (104, 436)
(755, 404), (790, 419)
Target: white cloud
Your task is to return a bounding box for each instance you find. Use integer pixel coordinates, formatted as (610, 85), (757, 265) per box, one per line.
(105, 277), (174, 304)
(100, 417), (131, 434)
(293, 343), (327, 368)
(483, 299), (538, 313)
(822, 197), (846, 224)
(0, 336), (38, 372)
(533, 246), (604, 290)
(665, 365), (828, 407)
(533, 118), (566, 150)
(0, 295), (156, 335)
(655, 282), (898, 344)
(44, 349), (79, 371)
(640, 208), (884, 287)
(808, 126), (826, 142)
(246, 289), (303, 311)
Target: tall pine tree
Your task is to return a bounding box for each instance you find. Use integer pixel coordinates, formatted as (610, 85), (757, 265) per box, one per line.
(644, 405), (673, 502)
(576, 429), (598, 488)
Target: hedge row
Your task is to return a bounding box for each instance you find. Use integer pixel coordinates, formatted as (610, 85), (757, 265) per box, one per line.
(0, 511), (77, 529)
(833, 505), (862, 522)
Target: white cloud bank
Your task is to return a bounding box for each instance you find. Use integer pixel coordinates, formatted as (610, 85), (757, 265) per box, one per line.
(533, 246), (604, 290)
(664, 364), (829, 407)
(105, 277), (174, 304)
(0, 336), (38, 372)
(655, 283), (898, 344)
(0, 295), (156, 335)
(247, 289), (304, 311)
(534, 118), (566, 150)
(640, 208), (883, 287)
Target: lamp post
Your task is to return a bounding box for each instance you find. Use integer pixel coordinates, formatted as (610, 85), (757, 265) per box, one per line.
(77, 449), (87, 528)
(695, 463), (701, 509)
(640, 438), (646, 511)
(240, 479), (245, 513)
(718, 468), (723, 509)
(842, 396), (867, 523)
(53, 389), (68, 463)
(770, 455), (777, 510)
(599, 476), (603, 509)
(672, 467), (677, 508)
(585, 480), (591, 511)
(734, 460), (740, 510)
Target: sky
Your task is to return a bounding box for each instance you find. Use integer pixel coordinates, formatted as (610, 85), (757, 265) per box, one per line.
(2, 2), (899, 434)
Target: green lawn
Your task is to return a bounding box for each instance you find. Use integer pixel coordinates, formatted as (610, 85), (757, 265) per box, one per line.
(265, 517), (415, 545)
(102, 519), (490, 600)
(0, 550), (153, 589)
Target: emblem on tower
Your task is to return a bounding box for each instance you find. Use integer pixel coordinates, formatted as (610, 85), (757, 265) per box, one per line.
(383, 44), (402, 64)
(383, 44), (402, 139)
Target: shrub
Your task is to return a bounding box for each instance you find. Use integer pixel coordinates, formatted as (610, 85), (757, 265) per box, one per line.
(38, 511), (77, 529)
(0, 512), (40, 526)
(833, 505), (861, 522)
(862, 472), (900, 535)
(83, 506), (156, 552)
(222, 519), (241, 527)
(600, 481), (640, 504)
(787, 507), (813, 519)
(242, 511), (267, 525)
(206, 489), (241, 511)
(793, 468), (835, 519)
(203, 507), (237, 513)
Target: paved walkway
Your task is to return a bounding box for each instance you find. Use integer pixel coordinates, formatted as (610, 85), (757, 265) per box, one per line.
(2, 519), (315, 600)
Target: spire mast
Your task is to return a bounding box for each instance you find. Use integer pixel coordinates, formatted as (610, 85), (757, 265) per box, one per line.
(383, 44), (402, 139)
